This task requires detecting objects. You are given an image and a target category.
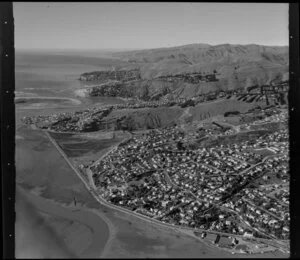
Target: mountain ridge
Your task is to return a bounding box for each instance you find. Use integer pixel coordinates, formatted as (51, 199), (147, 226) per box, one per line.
(110, 43), (288, 84)
(79, 43), (288, 100)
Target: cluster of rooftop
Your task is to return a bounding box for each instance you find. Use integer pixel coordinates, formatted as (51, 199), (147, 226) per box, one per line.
(90, 110), (289, 242)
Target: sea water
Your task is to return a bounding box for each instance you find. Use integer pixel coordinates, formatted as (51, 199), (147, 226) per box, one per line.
(15, 50), (126, 106)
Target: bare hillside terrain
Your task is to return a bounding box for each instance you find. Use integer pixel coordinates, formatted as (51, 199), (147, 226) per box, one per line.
(112, 43), (288, 81)
(79, 44), (288, 100)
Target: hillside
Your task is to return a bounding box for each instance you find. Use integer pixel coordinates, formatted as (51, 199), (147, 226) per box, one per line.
(78, 43), (288, 101)
(111, 43), (289, 88)
(23, 98), (264, 132)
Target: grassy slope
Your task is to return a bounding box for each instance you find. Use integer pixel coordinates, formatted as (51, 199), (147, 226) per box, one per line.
(99, 99), (263, 130)
(190, 99), (264, 121)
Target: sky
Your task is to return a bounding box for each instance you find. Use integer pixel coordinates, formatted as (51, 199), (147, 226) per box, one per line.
(14, 2), (289, 50)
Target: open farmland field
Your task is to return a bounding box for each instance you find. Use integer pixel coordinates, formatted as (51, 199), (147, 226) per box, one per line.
(248, 148), (276, 157)
(197, 129), (272, 148)
(249, 122), (286, 132)
(48, 131), (127, 158)
(190, 99), (265, 122)
(48, 131), (131, 170)
(199, 115), (242, 128)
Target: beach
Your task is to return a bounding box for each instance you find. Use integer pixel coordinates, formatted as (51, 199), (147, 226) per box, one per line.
(16, 185), (115, 258)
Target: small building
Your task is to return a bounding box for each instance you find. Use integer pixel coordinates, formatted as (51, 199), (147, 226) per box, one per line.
(243, 231), (254, 238)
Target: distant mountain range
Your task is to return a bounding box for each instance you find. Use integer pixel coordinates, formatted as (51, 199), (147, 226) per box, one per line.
(111, 43), (289, 90)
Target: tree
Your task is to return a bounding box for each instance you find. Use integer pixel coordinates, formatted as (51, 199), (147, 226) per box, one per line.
(177, 141), (184, 150)
(240, 203), (247, 214)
